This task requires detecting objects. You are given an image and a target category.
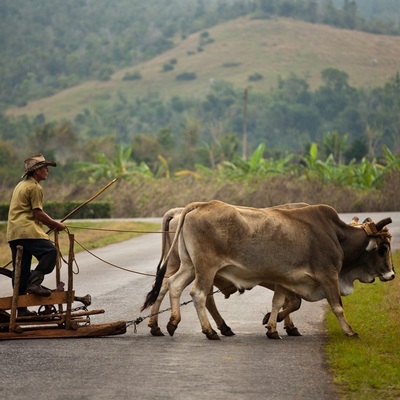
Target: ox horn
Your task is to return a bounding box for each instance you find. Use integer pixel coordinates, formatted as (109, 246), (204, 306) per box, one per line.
(74, 294), (92, 307)
(375, 217), (392, 232)
(349, 216), (359, 226)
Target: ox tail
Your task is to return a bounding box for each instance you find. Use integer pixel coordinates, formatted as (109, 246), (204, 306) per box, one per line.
(141, 260), (168, 311)
(155, 210), (176, 273)
(155, 207), (184, 273)
(141, 211), (177, 312)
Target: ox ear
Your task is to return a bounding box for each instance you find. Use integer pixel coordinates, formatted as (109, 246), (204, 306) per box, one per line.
(362, 217), (372, 223)
(375, 217), (392, 232)
(366, 238), (378, 252)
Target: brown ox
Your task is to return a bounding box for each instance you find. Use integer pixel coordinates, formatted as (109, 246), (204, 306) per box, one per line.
(143, 200), (394, 340)
(146, 205), (307, 337)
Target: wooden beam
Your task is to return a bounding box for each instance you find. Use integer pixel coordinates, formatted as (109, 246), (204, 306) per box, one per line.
(0, 291), (75, 310)
(0, 321), (127, 340)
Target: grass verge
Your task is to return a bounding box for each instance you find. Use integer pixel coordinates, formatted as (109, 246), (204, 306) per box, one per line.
(324, 251), (400, 399)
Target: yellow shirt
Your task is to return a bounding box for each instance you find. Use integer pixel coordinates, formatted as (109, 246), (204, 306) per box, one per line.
(7, 177), (49, 241)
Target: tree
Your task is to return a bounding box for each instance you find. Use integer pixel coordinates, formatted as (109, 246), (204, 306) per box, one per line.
(342, 0), (358, 29)
(322, 131), (348, 164)
(73, 143), (152, 183)
(364, 124), (383, 159)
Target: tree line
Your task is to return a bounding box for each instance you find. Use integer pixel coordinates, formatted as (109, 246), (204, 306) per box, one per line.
(0, 68), (399, 190)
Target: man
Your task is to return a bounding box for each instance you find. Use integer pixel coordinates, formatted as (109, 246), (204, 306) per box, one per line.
(7, 154), (66, 317)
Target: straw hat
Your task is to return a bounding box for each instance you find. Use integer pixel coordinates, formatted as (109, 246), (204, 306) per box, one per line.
(22, 154), (57, 178)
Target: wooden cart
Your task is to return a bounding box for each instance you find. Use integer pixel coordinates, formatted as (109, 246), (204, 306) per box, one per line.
(0, 233), (126, 340)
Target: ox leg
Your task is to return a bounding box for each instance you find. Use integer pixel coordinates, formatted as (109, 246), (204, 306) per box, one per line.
(206, 289), (235, 337)
(148, 277), (170, 336)
(327, 296), (359, 338)
(322, 280), (358, 337)
(190, 275), (220, 340)
(148, 254), (182, 336)
(262, 293), (302, 336)
(265, 285), (287, 339)
(280, 292), (302, 336)
(167, 263), (195, 337)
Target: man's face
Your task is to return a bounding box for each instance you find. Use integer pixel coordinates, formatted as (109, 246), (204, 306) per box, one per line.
(33, 165), (49, 182)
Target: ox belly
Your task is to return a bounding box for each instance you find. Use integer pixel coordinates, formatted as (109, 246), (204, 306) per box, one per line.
(217, 264), (326, 302)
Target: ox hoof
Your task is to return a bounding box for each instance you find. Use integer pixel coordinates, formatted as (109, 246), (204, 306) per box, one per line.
(166, 322), (178, 337)
(150, 327), (165, 337)
(206, 331), (221, 340)
(219, 323), (235, 337)
(266, 331), (282, 340)
(285, 327), (302, 337)
(349, 332), (360, 339)
(262, 312), (271, 325)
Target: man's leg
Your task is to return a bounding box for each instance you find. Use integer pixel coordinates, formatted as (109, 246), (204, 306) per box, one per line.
(9, 241), (33, 295)
(9, 241), (37, 316)
(20, 239), (58, 297)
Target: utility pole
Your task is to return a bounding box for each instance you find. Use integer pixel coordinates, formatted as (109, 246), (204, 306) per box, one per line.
(242, 87), (248, 160)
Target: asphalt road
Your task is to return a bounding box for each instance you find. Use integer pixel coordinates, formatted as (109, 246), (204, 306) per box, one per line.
(0, 212), (398, 400)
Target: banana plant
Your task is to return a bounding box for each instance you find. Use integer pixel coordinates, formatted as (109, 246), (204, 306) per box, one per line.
(74, 144), (152, 183)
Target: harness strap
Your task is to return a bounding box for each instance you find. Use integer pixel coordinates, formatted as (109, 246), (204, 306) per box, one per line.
(361, 222), (378, 236)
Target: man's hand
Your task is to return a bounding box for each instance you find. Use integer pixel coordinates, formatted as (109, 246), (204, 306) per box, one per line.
(53, 221), (66, 231)
(33, 208), (66, 231)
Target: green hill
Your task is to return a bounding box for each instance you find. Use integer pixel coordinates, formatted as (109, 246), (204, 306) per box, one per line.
(7, 16), (400, 122)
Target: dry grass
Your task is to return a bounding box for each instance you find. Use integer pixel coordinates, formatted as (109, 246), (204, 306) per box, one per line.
(102, 172), (400, 218)
(7, 16), (400, 121)
(1, 171), (397, 221)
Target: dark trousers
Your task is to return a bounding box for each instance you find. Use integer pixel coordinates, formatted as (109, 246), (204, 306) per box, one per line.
(9, 239), (58, 295)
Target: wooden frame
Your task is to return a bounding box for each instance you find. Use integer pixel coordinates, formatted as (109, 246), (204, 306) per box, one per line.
(0, 233), (126, 340)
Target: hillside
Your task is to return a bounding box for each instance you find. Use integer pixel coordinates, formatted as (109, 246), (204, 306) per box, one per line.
(7, 16), (400, 122)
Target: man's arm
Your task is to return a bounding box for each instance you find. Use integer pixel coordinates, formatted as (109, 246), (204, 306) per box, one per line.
(33, 208), (66, 231)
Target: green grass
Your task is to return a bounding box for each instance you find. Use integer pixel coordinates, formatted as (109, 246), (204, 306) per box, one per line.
(324, 251), (400, 399)
(7, 16), (400, 121)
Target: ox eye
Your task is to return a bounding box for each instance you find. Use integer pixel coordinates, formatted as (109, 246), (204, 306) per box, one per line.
(378, 246), (388, 256)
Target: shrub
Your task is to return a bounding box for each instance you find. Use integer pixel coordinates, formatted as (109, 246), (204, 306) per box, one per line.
(96, 66), (114, 81)
(162, 63), (174, 72)
(123, 71), (142, 80)
(199, 31), (215, 46)
(222, 62), (241, 68)
(176, 72), (197, 81)
(248, 72), (264, 81)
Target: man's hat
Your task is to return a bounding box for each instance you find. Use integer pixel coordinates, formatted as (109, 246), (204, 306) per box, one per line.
(22, 154), (57, 178)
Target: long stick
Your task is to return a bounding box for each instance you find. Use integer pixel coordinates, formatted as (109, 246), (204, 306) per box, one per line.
(61, 177), (118, 222)
(46, 177), (118, 234)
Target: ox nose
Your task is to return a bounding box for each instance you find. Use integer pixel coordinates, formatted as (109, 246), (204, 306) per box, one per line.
(380, 272), (395, 282)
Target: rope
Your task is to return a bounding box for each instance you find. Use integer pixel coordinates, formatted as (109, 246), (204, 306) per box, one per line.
(126, 290), (221, 333)
(66, 225), (175, 234)
(73, 237), (156, 277)
(1, 225), (168, 270)
(350, 220), (392, 240)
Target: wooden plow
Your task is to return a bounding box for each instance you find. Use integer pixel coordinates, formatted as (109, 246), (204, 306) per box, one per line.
(0, 233), (127, 340)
